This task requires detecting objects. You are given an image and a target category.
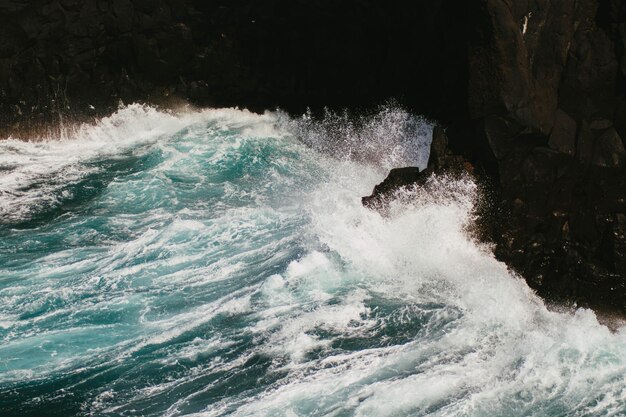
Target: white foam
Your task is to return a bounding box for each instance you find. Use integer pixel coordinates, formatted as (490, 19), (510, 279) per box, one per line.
(195, 141), (626, 415)
(0, 104), (285, 223)
(2, 104), (626, 416)
(220, 169), (626, 415)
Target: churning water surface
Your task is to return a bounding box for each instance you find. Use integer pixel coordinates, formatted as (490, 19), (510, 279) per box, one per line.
(0, 104), (625, 417)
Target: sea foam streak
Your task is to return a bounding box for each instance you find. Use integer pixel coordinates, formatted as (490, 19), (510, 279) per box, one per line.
(0, 105), (624, 417)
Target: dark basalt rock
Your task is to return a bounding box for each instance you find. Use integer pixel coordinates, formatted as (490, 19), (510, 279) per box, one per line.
(458, 0), (626, 314)
(362, 167), (424, 209)
(0, 0), (470, 136)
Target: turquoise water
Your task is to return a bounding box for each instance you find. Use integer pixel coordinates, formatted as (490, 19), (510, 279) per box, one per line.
(0, 105), (625, 417)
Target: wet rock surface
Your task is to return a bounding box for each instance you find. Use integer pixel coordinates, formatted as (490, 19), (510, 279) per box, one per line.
(362, 167), (425, 209)
(462, 0), (626, 314)
(0, 0), (624, 313)
(362, 126), (473, 208)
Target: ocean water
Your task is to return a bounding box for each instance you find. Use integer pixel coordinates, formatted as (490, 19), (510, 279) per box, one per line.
(0, 104), (625, 417)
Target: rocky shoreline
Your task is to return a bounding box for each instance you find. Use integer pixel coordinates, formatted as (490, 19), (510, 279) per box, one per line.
(1, 1), (624, 313)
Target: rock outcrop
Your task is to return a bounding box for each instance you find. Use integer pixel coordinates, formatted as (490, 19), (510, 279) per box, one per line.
(459, 0), (626, 313)
(362, 167), (424, 209)
(362, 127), (472, 209)
(0, 1), (624, 313)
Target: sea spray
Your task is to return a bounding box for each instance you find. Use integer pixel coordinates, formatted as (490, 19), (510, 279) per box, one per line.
(0, 105), (625, 417)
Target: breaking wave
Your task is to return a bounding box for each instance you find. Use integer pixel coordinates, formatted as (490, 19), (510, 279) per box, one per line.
(0, 104), (624, 417)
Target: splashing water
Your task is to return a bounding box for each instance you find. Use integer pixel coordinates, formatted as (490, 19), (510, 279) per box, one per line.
(0, 104), (625, 417)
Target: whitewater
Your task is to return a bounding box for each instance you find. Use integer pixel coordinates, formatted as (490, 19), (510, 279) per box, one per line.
(0, 104), (625, 417)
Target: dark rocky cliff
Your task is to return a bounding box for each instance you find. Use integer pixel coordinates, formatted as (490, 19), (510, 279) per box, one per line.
(0, 0), (624, 312)
(462, 0), (626, 313)
(0, 0), (468, 131)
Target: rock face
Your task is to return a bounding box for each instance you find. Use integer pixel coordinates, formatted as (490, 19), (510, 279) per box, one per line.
(0, 1), (624, 312)
(0, 0), (469, 134)
(460, 0), (626, 314)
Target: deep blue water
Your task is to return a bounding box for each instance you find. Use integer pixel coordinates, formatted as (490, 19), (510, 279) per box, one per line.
(0, 105), (625, 417)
